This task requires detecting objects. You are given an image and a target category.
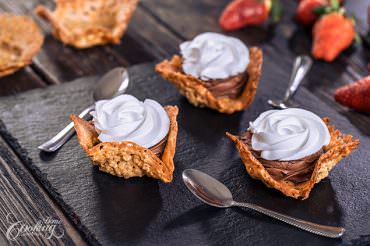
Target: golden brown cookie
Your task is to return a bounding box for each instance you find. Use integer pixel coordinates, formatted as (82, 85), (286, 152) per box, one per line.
(226, 118), (360, 199)
(35, 0), (139, 49)
(0, 13), (44, 77)
(71, 106), (179, 183)
(155, 47), (263, 114)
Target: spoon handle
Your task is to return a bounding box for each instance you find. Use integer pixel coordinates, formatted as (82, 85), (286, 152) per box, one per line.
(38, 105), (95, 152)
(283, 55), (313, 102)
(233, 201), (344, 238)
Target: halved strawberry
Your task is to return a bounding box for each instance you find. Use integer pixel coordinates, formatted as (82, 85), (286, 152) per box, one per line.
(219, 0), (282, 31)
(335, 76), (370, 114)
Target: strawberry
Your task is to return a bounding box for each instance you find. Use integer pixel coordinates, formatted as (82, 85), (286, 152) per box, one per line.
(312, 12), (355, 62)
(296, 0), (327, 26)
(297, 0), (343, 4)
(219, 0), (282, 31)
(296, 0), (345, 26)
(335, 76), (370, 114)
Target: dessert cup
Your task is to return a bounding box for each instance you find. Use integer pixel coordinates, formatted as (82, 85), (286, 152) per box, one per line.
(35, 0), (139, 49)
(156, 33), (263, 114)
(0, 13), (44, 77)
(227, 114), (359, 200)
(71, 105), (178, 183)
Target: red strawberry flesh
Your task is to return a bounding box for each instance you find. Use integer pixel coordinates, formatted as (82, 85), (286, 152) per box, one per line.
(335, 76), (370, 114)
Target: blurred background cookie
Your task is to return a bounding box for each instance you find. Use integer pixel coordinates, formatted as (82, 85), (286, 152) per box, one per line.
(35, 0), (139, 49)
(0, 13), (43, 77)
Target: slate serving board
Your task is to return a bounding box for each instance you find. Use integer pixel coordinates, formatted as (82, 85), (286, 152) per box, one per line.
(0, 62), (369, 246)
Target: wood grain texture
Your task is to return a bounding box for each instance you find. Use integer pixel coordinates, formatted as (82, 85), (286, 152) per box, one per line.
(0, 134), (85, 245)
(0, 66), (46, 97)
(0, 64), (369, 245)
(0, 0), (179, 86)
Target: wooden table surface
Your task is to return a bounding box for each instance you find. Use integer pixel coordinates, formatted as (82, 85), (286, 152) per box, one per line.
(0, 0), (369, 245)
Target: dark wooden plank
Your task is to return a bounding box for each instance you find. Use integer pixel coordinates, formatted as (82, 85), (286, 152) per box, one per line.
(0, 67), (46, 97)
(0, 0), (130, 84)
(0, 0), (129, 84)
(0, 64), (369, 245)
(0, 134), (86, 245)
(0, 0), (179, 84)
(124, 6), (181, 60)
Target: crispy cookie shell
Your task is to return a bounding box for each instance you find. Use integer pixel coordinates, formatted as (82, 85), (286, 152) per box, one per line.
(226, 118), (360, 200)
(155, 47), (263, 114)
(0, 13), (44, 77)
(35, 0), (139, 49)
(71, 106), (178, 183)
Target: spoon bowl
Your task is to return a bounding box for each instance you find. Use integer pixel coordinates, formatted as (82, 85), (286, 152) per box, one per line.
(93, 67), (129, 101)
(267, 100), (299, 109)
(267, 99), (289, 109)
(183, 169), (234, 208)
(183, 169), (345, 238)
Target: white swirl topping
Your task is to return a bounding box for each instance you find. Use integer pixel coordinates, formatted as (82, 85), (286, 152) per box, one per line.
(248, 108), (330, 161)
(180, 32), (249, 81)
(90, 95), (170, 148)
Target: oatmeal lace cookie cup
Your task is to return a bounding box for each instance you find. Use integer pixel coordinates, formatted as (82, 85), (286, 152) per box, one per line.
(0, 13), (44, 77)
(226, 109), (359, 200)
(156, 32), (263, 114)
(71, 95), (178, 183)
(35, 0), (139, 49)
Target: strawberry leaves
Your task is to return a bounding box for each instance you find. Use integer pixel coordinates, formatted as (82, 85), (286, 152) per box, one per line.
(313, 0), (344, 16)
(271, 0), (283, 23)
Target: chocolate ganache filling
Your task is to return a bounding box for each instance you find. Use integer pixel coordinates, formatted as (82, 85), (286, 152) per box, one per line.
(240, 131), (323, 183)
(178, 64), (249, 99)
(149, 135), (168, 158)
(202, 72), (249, 99)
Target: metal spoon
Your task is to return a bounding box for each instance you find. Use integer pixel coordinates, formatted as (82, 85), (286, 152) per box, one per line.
(38, 67), (129, 152)
(182, 169), (345, 238)
(268, 55), (313, 109)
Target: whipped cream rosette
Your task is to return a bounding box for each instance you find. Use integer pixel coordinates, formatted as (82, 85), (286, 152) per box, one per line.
(71, 95), (179, 183)
(227, 108), (359, 199)
(180, 32), (249, 81)
(156, 32), (263, 114)
(248, 109), (330, 161)
(91, 95), (169, 148)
